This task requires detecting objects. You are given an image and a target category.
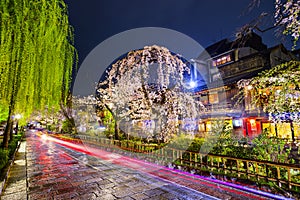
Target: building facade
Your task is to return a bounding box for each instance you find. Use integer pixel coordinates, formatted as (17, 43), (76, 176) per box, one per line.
(192, 31), (299, 139)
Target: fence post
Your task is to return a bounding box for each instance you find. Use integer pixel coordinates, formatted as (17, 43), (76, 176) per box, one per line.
(288, 167), (291, 189)
(246, 161), (249, 179)
(255, 163), (259, 181)
(223, 158), (226, 175)
(180, 150), (183, 165)
(172, 149), (175, 162)
(200, 153), (203, 167)
(277, 166), (281, 188)
(236, 159), (240, 178)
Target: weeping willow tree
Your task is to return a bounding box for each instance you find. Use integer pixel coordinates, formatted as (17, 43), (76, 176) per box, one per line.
(0, 0), (76, 148)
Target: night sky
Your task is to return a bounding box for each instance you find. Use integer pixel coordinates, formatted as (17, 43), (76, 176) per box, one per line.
(65, 0), (293, 95)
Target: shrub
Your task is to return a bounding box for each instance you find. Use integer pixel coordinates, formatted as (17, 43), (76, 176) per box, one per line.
(0, 148), (9, 172)
(0, 133), (23, 172)
(62, 119), (76, 134)
(187, 137), (205, 152)
(8, 136), (19, 157)
(168, 134), (194, 150)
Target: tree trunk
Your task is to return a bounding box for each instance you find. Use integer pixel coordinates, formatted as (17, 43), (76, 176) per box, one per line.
(102, 103), (119, 140)
(9, 120), (14, 142)
(290, 120), (295, 142)
(114, 120), (119, 140)
(2, 114), (13, 149)
(60, 94), (77, 134)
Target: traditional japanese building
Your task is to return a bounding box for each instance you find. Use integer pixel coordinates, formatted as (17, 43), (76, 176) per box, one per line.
(192, 30), (299, 139)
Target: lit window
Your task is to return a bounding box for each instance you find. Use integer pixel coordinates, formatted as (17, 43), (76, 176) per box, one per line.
(233, 119), (243, 127)
(200, 94), (208, 104)
(206, 121), (212, 132)
(212, 54), (232, 66)
(198, 123), (205, 132)
(227, 56), (231, 62)
(249, 119), (256, 131)
(209, 92), (219, 104)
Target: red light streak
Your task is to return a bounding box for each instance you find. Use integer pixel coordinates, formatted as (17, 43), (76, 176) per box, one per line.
(43, 135), (290, 200)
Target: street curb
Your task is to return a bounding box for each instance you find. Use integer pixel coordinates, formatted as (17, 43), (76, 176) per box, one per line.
(0, 134), (25, 196)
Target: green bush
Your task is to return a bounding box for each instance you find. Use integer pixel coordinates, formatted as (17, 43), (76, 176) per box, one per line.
(0, 148), (9, 171)
(62, 119), (76, 134)
(168, 134), (195, 150)
(187, 137), (205, 152)
(8, 136), (19, 157)
(0, 133), (23, 172)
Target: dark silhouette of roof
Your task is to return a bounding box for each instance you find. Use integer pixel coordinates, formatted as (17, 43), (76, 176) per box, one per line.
(204, 39), (231, 57)
(198, 31), (267, 59)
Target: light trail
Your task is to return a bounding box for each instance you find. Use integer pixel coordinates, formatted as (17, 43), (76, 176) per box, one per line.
(37, 133), (294, 200)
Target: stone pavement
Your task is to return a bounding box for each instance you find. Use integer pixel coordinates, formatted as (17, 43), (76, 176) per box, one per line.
(1, 132), (221, 200)
(1, 131), (279, 200)
(1, 139), (27, 200)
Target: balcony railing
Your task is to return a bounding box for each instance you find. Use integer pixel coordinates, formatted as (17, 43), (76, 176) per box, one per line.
(200, 103), (243, 116)
(217, 54), (268, 80)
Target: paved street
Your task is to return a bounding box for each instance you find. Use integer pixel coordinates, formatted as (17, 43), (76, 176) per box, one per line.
(1, 131), (279, 200)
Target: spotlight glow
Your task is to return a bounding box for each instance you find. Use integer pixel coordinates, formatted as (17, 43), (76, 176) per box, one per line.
(189, 80), (197, 88)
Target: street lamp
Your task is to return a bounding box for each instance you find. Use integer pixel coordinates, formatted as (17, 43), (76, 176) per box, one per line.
(14, 114), (22, 135)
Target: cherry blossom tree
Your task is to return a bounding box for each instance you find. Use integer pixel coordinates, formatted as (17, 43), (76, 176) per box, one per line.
(236, 61), (300, 140)
(238, 0), (299, 48)
(96, 45), (205, 143)
(274, 0), (300, 47)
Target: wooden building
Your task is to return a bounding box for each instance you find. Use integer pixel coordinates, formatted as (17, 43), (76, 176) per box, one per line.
(192, 31), (299, 138)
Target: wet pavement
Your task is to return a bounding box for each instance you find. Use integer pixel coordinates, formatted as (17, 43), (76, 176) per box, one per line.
(1, 138), (27, 200)
(1, 131), (279, 200)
